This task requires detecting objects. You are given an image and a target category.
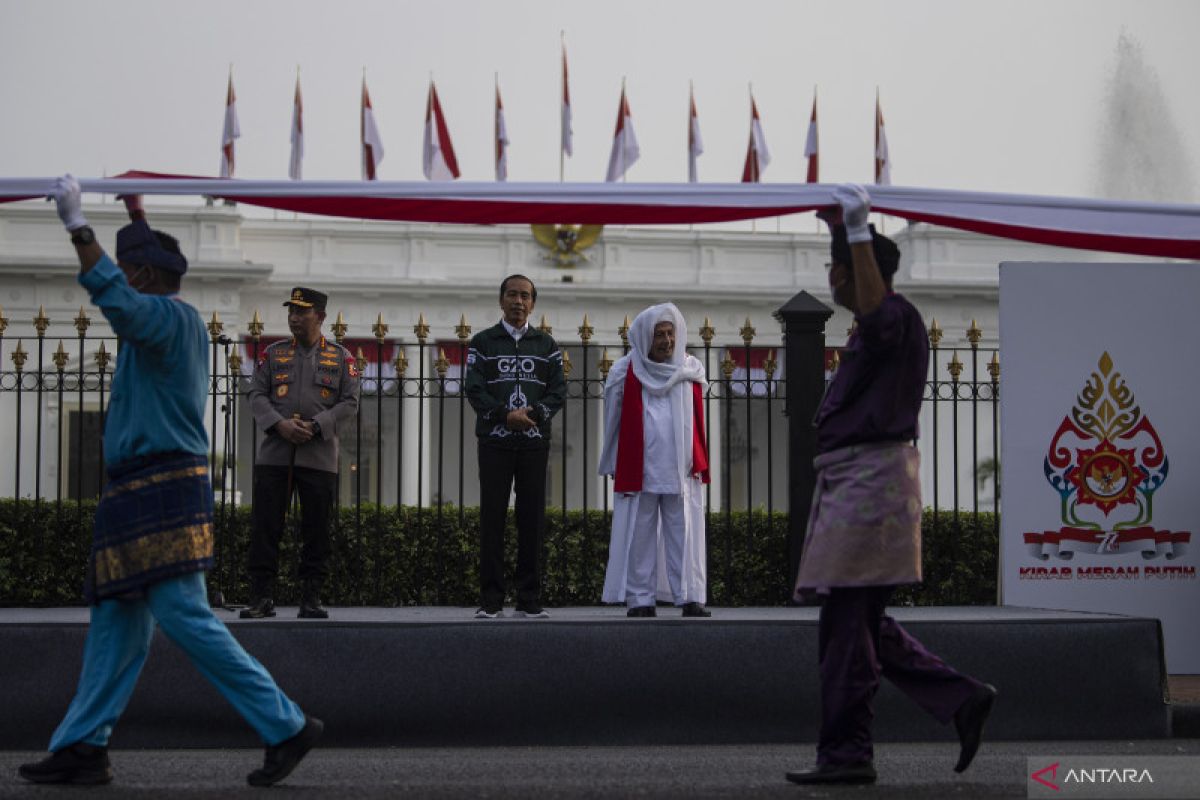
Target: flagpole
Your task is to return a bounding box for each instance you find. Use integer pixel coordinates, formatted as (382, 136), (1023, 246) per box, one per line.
(749, 82), (757, 233)
(559, 31), (566, 183)
(621, 76), (627, 184)
(876, 85), (887, 235)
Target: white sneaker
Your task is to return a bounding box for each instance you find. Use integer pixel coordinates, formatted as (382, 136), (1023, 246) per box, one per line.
(474, 607), (503, 619)
(513, 605), (549, 619)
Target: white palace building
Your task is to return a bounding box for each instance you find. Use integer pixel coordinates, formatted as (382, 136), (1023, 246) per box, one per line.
(0, 199), (1157, 514)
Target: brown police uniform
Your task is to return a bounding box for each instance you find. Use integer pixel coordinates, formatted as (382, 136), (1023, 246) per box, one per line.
(243, 287), (360, 618)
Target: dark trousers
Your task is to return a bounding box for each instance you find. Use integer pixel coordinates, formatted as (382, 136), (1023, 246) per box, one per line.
(817, 586), (981, 766)
(248, 464), (337, 593)
(477, 443), (549, 609)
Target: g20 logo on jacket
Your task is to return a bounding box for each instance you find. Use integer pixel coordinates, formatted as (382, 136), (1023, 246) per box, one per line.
(496, 356), (538, 375)
(1021, 352), (1191, 576)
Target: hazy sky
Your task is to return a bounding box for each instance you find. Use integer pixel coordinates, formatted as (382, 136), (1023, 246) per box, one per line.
(2, 0), (1197, 206)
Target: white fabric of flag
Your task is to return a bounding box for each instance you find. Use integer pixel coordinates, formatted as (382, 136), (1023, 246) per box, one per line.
(561, 45), (573, 158)
(804, 93), (819, 183)
(288, 76), (304, 180)
(423, 81), (461, 181)
(220, 74), (240, 179)
(495, 83), (510, 182)
(875, 95), (891, 186)
(605, 87), (640, 182)
(361, 79), (385, 180)
(688, 88), (704, 184)
(741, 96), (770, 182)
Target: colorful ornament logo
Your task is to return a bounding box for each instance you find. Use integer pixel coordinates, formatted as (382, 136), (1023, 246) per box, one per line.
(1024, 352), (1189, 559)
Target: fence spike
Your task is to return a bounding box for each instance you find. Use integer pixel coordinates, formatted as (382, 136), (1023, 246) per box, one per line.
(721, 352), (736, 379)
(740, 316), (756, 346)
(699, 316), (714, 345)
(434, 347), (449, 377)
(987, 351), (1000, 383)
(413, 312), (430, 342)
(11, 339), (28, 371)
(597, 348), (612, 379)
(967, 319), (982, 349)
(928, 318), (943, 348)
(578, 314), (594, 343)
(763, 349), (777, 378)
(618, 315), (631, 345)
(34, 305), (50, 338)
(247, 309), (264, 339)
(537, 314), (552, 335)
(948, 352), (964, 383)
(52, 340), (69, 372)
(372, 312), (389, 342)
(0, 305), (8, 337)
(829, 350), (841, 374)
(207, 312), (224, 341)
(562, 348), (574, 377)
(393, 347), (408, 377)
(331, 311), (349, 343)
(94, 341), (110, 371)
(355, 346), (368, 374)
(455, 313), (472, 341)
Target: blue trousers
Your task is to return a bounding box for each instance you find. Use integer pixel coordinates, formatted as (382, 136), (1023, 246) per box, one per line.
(49, 571), (305, 751)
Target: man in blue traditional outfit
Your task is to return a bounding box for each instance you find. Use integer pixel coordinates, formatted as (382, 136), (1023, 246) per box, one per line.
(785, 185), (997, 786)
(18, 176), (321, 788)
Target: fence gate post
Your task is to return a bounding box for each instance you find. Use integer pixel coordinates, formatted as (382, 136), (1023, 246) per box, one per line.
(773, 291), (833, 597)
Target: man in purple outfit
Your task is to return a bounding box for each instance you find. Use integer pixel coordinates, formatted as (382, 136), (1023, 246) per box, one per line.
(786, 185), (997, 786)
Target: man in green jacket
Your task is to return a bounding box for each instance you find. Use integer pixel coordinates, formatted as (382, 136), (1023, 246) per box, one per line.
(465, 275), (566, 618)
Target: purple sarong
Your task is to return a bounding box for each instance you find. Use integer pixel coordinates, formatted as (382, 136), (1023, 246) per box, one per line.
(794, 441), (922, 598)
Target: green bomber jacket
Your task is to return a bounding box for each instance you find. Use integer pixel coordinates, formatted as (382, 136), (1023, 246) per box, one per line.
(464, 322), (566, 449)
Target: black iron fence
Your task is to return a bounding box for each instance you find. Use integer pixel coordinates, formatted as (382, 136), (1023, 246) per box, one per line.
(0, 304), (1000, 604)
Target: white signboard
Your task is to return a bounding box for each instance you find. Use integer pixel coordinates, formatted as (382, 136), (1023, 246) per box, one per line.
(1000, 262), (1199, 672)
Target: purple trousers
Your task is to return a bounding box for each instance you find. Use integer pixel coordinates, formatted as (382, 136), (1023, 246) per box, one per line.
(816, 586), (981, 766)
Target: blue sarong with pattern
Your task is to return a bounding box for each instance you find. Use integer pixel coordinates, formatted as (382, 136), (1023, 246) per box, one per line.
(85, 452), (214, 603)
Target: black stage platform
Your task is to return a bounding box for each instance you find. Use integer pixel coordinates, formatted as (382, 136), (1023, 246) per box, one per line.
(0, 606), (1171, 749)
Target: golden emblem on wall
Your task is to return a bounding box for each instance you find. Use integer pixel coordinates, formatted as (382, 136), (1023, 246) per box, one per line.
(531, 224), (604, 268)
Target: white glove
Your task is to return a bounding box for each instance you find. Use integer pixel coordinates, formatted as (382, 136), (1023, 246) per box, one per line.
(51, 174), (88, 231)
(833, 183), (872, 244)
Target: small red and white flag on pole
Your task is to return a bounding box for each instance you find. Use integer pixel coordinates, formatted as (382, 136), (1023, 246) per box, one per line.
(288, 70), (304, 180)
(495, 77), (510, 182)
(605, 82), (640, 182)
(423, 80), (461, 181)
(875, 89), (891, 185)
(804, 89), (819, 184)
(361, 76), (385, 181)
(740, 90), (770, 182)
(219, 69), (240, 178)
(561, 38), (573, 160)
(687, 82), (704, 183)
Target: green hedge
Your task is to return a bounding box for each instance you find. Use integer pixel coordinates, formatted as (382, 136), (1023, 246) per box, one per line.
(0, 499), (997, 607)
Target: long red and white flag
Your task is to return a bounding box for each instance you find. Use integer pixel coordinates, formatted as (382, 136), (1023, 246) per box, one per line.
(875, 90), (891, 185)
(605, 83), (640, 182)
(361, 77), (385, 180)
(8, 174), (1200, 259)
(804, 89), (819, 184)
(561, 40), (573, 159)
(687, 83), (704, 183)
(423, 81), (461, 181)
(741, 93), (770, 182)
(288, 72), (304, 180)
(219, 71), (240, 179)
(495, 78), (510, 182)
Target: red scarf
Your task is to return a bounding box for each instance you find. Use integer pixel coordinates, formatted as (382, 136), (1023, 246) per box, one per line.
(613, 367), (710, 493)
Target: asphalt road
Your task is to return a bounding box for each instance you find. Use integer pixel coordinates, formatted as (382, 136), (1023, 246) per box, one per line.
(3, 740), (1198, 799)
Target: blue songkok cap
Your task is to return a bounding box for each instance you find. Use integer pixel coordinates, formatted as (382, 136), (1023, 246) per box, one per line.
(115, 219), (188, 275)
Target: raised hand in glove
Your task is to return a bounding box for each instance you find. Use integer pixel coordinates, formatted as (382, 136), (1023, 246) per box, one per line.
(50, 174), (88, 231)
(832, 183), (872, 244)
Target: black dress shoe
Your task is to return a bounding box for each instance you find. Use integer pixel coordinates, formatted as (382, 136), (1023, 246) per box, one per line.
(298, 599), (329, 619)
(18, 743), (112, 785)
(247, 715), (323, 787)
(954, 682), (997, 773)
(681, 602), (712, 617)
(626, 605), (656, 617)
(240, 597), (276, 619)
(786, 761), (877, 785)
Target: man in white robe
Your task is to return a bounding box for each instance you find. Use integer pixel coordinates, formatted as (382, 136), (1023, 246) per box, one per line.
(599, 303), (712, 617)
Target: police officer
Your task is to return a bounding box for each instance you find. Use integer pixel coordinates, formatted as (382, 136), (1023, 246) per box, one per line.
(242, 288), (360, 619)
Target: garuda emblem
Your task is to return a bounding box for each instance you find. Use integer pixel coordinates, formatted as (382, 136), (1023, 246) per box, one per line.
(531, 224), (603, 267)
(1025, 351), (1189, 560)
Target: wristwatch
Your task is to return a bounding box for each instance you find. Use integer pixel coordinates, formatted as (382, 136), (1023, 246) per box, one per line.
(70, 226), (96, 246)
